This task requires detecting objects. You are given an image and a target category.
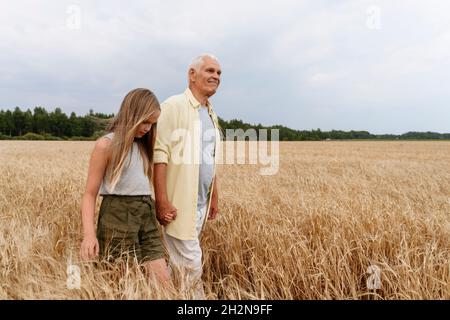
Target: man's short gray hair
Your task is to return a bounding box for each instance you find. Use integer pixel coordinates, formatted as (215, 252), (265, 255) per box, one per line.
(189, 53), (220, 72)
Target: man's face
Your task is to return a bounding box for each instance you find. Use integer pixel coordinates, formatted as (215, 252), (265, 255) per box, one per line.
(190, 57), (222, 98)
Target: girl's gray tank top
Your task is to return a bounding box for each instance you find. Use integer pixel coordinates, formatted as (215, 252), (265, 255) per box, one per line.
(99, 132), (154, 197)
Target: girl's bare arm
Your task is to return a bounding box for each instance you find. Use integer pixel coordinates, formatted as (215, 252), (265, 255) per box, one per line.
(81, 138), (110, 238)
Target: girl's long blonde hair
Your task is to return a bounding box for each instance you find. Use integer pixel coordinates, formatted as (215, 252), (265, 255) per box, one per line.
(105, 88), (160, 191)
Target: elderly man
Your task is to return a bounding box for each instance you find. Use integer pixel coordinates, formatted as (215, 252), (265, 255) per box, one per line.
(153, 54), (222, 299)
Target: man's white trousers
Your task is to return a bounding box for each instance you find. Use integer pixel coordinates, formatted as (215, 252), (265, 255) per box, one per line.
(163, 205), (208, 299)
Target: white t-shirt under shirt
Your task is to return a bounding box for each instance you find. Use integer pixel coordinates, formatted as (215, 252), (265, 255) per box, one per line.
(197, 106), (216, 209)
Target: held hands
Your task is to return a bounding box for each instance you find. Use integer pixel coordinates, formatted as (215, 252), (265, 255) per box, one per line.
(156, 200), (177, 226)
(80, 234), (99, 261)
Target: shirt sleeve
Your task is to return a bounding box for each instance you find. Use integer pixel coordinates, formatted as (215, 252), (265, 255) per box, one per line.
(154, 100), (174, 164)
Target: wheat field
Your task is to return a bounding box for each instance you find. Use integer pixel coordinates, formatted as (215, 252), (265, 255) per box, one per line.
(0, 140), (449, 299)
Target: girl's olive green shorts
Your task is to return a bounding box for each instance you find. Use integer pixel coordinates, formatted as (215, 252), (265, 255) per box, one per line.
(97, 195), (164, 263)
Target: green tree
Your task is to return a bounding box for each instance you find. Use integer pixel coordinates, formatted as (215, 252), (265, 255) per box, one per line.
(48, 107), (69, 137)
(33, 107), (50, 134)
(4, 110), (14, 136)
(79, 116), (95, 137)
(12, 107), (26, 135)
(23, 109), (33, 134)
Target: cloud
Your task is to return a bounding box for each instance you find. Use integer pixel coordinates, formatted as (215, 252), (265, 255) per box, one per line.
(0, 0), (449, 134)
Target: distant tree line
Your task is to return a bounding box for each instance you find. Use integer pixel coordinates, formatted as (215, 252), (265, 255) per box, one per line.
(0, 106), (449, 141)
(217, 119), (450, 141)
(0, 107), (113, 140)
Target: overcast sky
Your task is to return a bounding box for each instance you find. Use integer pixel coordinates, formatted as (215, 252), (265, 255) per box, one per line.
(1, 0), (449, 134)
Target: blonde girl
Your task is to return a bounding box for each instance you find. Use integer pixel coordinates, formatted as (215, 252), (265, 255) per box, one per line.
(80, 88), (170, 283)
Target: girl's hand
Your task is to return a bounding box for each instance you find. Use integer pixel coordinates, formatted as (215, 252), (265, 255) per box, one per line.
(80, 234), (99, 261)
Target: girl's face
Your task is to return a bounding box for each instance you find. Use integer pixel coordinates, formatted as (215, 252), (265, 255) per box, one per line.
(135, 110), (160, 138)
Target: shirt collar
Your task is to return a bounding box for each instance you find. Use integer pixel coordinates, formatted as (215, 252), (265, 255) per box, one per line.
(184, 88), (213, 113)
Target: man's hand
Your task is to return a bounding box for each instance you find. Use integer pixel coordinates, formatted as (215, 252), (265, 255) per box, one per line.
(156, 200), (177, 226)
(208, 189), (219, 220)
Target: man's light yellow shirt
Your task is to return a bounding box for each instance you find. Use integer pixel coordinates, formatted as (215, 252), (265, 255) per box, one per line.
(154, 88), (222, 240)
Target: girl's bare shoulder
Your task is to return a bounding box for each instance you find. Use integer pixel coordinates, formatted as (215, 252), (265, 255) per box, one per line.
(94, 136), (112, 153)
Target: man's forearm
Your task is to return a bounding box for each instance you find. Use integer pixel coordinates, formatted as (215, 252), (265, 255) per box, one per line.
(154, 163), (169, 203)
(212, 176), (218, 198)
